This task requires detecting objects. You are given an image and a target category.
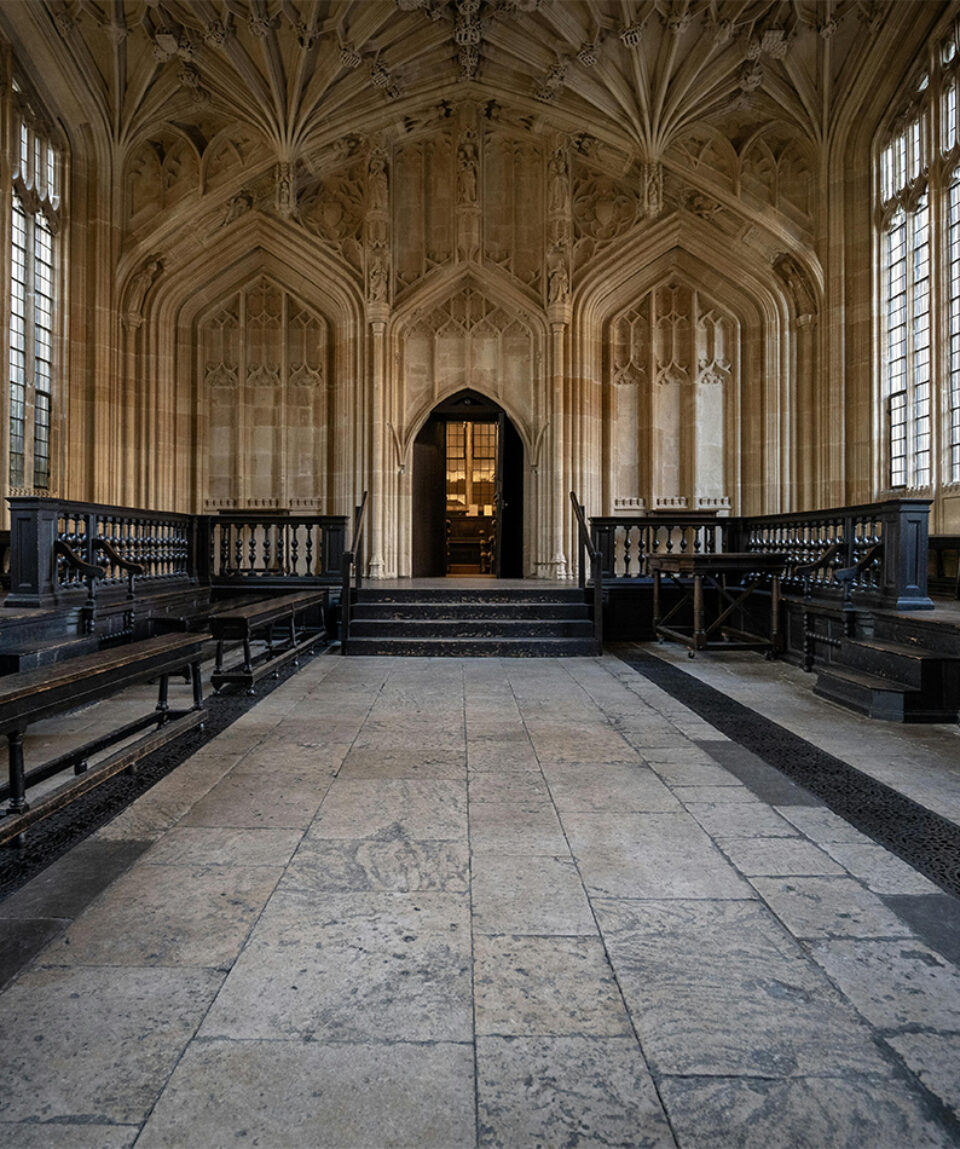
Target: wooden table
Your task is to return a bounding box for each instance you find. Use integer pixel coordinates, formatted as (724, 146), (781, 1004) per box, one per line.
(649, 552), (788, 658)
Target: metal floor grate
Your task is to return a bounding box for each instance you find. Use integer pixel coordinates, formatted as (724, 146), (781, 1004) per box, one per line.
(621, 647), (960, 899)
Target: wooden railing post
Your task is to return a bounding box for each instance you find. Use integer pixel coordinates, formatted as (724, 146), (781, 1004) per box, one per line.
(324, 519), (346, 577)
(878, 498), (934, 610)
(578, 503), (587, 590)
(193, 515), (212, 585)
(5, 497), (59, 607)
(340, 551), (353, 655)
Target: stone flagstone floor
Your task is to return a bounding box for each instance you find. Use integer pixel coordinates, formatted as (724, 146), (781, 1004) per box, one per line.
(1, 650), (960, 1147)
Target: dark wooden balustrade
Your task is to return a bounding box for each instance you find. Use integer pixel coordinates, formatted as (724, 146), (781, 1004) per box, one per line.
(5, 497), (348, 611)
(204, 512), (346, 589)
(7, 497), (198, 609)
(591, 499), (932, 613)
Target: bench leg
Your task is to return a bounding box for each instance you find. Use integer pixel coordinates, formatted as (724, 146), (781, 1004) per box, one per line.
(6, 730), (29, 816)
(191, 661), (203, 710)
(266, 623), (275, 657)
(290, 612), (300, 665)
(156, 674), (170, 720)
(242, 638), (253, 674)
(215, 639), (225, 673)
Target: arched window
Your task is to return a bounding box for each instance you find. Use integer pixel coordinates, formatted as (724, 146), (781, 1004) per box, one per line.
(7, 77), (61, 492)
(877, 18), (960, 496)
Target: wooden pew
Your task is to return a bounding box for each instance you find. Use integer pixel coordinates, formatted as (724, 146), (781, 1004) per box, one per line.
(208, 590), (329, 693)
(0, 632), (208, 846)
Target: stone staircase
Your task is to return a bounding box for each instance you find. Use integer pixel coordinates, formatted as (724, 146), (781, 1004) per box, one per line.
(343, 585), (599, 656)
(814, 613), (960, 722)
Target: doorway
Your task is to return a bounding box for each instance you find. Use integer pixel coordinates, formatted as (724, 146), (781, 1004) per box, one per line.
(412, 390), (523, 578)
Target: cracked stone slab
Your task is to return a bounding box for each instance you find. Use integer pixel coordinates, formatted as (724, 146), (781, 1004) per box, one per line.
(594, 898), (890, 1079)
(281, 831), (470, 894)
(885, 1031), (960, 1121)
(199, 889), (472, 1043)
(749, 876), (916, 940)
(0, 965), (224, 1123)
(809, 937), (960, 1030)
(659, 1072), (956, 1148)
(476, 1035), (674, 1148)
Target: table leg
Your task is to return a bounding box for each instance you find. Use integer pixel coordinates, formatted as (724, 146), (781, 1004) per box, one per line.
(653, 570), (662, 638)
(693, 573), (705, 651)
(769, 574), (781, 657)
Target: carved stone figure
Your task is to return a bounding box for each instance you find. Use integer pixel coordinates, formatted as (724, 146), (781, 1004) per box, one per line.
(222, 192), (253, 227)
(368, 255), (388, 302)
(548, 149), (568, 214)
(457, 131), (479, 204)
(548, 260), (569, 303)
(368, 152), (388, 213)
(126, 256), (162, 318)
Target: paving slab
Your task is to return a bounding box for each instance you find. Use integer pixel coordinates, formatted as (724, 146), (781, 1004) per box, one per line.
(476, 1035), (674, 1148)
(136, 1039), (476, 1149)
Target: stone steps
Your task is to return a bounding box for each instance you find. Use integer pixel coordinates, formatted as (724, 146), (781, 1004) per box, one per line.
(344, 585), (598, 657)
(814, 635), (960, 722)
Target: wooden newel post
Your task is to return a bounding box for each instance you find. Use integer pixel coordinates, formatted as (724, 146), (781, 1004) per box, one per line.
(323, 519), (347, 577)
(193, 515), (212, 585)
(340, 551), (354, 655)
(578, 504), (587, 590)
(879, 498), (934, 611)
(5, 497), (59, 608)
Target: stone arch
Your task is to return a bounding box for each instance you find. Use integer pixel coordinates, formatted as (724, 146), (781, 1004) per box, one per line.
(200, 124), (269, 194)
(390, 264), (547, 462)
(574, 213), (801, 516)
(122, 214), (364, 514)
(382, 267), (548, 578)
(124, 126), (202, 227)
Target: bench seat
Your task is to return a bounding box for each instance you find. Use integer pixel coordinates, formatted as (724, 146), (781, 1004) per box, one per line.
(0, 631), (208, 846)
(208, 590), (329, 693)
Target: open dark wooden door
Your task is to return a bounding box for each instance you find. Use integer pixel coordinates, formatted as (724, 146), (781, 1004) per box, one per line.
(493, 413), (506, 577)
(412, 417), (445, 577)
(499, 416), (524, 578)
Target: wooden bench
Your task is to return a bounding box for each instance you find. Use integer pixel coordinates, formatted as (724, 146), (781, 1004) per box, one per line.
(208, 590), (329, 693)
(0, 632), (208, 846)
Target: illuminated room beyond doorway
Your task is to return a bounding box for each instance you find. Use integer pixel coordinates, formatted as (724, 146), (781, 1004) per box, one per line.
(412, 390), (523, 578)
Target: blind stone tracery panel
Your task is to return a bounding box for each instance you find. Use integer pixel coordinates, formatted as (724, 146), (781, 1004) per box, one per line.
(609, 281), (737, 513)
(402, 285), (536, 429)
(200, 276), (328, 510)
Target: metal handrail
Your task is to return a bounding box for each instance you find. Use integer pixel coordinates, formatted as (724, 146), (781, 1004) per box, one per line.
(340, 491), (369, 655)
(570, 492), (603, 654)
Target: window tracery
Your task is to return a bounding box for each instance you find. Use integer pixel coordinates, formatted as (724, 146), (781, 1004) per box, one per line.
(8, 77), (61, 493)
(877, 18), (960, 492)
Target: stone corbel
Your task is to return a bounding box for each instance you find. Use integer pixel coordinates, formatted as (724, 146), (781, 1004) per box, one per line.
(530, 421), (550, 473)
(388, 422), (406, 473)
(547, 300), (571, 326)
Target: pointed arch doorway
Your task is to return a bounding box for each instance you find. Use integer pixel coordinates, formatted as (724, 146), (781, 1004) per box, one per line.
(412, 389), (524, 578)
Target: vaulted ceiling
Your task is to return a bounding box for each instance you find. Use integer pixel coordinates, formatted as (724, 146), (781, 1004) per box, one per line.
(3, 1), (942, 159)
